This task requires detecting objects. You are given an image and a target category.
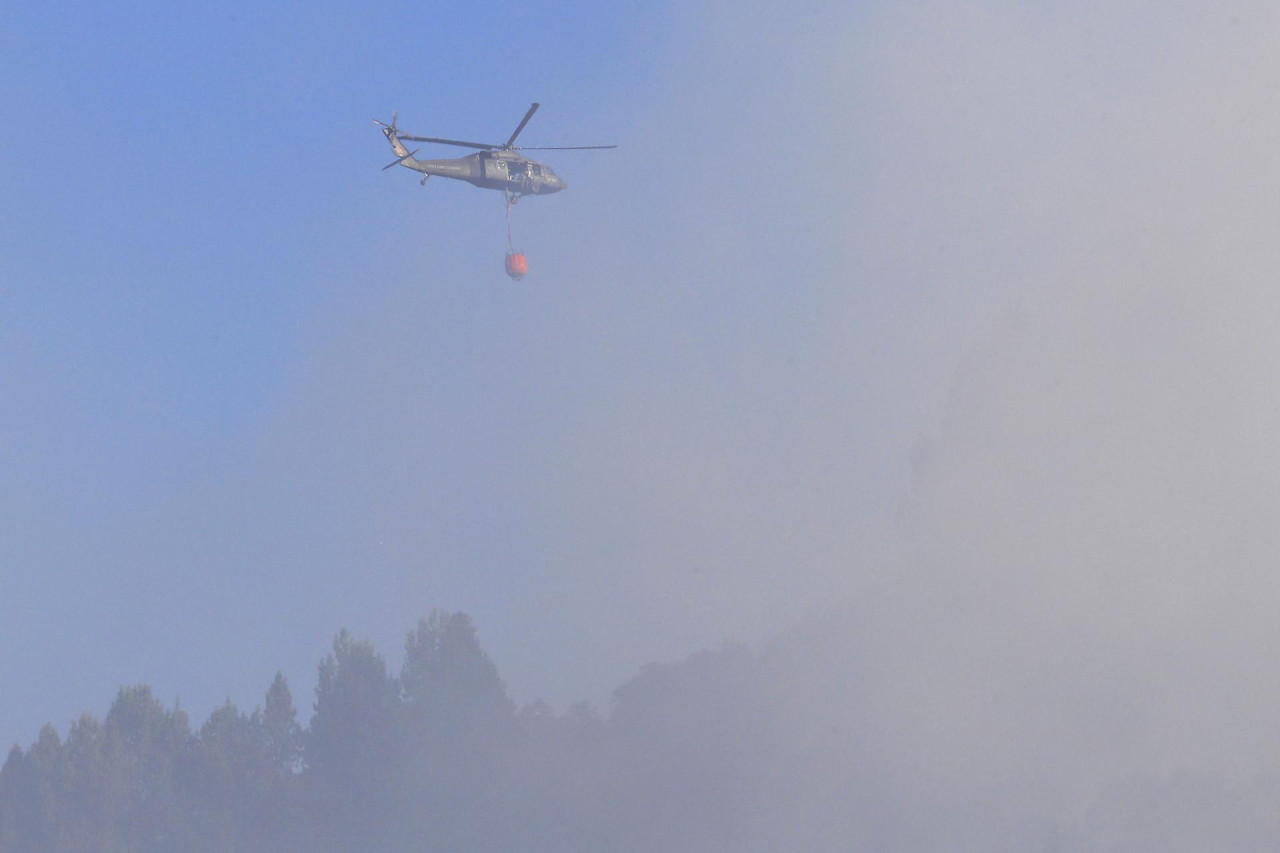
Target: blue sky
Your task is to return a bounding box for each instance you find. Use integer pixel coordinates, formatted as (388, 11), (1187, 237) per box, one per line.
(4, 0), (897, 744)
(0, 0), (650, 739)
(1, 0), (657, 464)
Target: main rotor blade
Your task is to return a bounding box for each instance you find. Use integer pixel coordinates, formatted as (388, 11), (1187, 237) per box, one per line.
(503, 103), (540, 150)
(515, 145), (618, 150)
(396, 134), (496, 150)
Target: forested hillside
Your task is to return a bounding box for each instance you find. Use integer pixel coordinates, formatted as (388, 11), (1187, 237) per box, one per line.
(0, 612), (777, 853)
(5, 609), (1277, 852)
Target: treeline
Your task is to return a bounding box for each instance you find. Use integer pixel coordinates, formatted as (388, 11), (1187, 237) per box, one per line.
(0, 612), (778, 853)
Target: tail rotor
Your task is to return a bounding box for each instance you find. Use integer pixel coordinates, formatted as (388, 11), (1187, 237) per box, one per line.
(375, 112), (422, 173)
(381, 148), (420, 171)
(372, 112), (400, 136)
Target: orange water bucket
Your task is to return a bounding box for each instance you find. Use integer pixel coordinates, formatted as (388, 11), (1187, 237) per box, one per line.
(505, 252), (528, 280)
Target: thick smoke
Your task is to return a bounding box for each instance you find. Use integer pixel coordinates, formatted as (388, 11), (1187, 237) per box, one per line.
(701, 2), (1280, 848)
(246, 8), (1280, 846)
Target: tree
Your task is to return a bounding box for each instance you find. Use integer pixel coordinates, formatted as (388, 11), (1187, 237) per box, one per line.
(602, 642), (764, 853)
(304, 630), (402, 852)
(398, 611), (517, 852)
(100, 685), (194, 852)
(59, 714), (111, 853)
(184, 700), (256, 851)
(258, 671), (301, 777)
(0, 728), (61, 853)
(401, 611), (514, 726)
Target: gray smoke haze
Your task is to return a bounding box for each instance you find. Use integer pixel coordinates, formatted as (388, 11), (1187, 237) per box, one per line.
(9, 1), (1280, 848)
(249, 6), (1280, 846)
(681, 2), (1280, 848)
(484, 1), (1280, 848)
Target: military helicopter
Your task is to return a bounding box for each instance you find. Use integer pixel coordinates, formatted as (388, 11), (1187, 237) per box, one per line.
(374, 103), (615, 203)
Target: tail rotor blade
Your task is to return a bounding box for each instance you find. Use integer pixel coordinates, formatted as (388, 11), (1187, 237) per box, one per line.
(373, 112), (401, 133)
(382, 148), (420, 170)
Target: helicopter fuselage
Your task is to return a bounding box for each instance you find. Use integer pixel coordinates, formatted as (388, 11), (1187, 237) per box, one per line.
(433, 151), (566, 195)
(377, 104), (614, 198)
(386, 130), (566, 196)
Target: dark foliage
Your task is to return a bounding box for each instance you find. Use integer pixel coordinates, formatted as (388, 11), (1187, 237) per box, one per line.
(0, 612), (784, 853)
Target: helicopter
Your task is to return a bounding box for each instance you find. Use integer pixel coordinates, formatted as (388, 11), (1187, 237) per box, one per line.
(374, 103), (616, 203)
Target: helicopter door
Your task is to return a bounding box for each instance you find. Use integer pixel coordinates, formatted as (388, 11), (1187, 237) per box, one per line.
(484, 158), (508, 180)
